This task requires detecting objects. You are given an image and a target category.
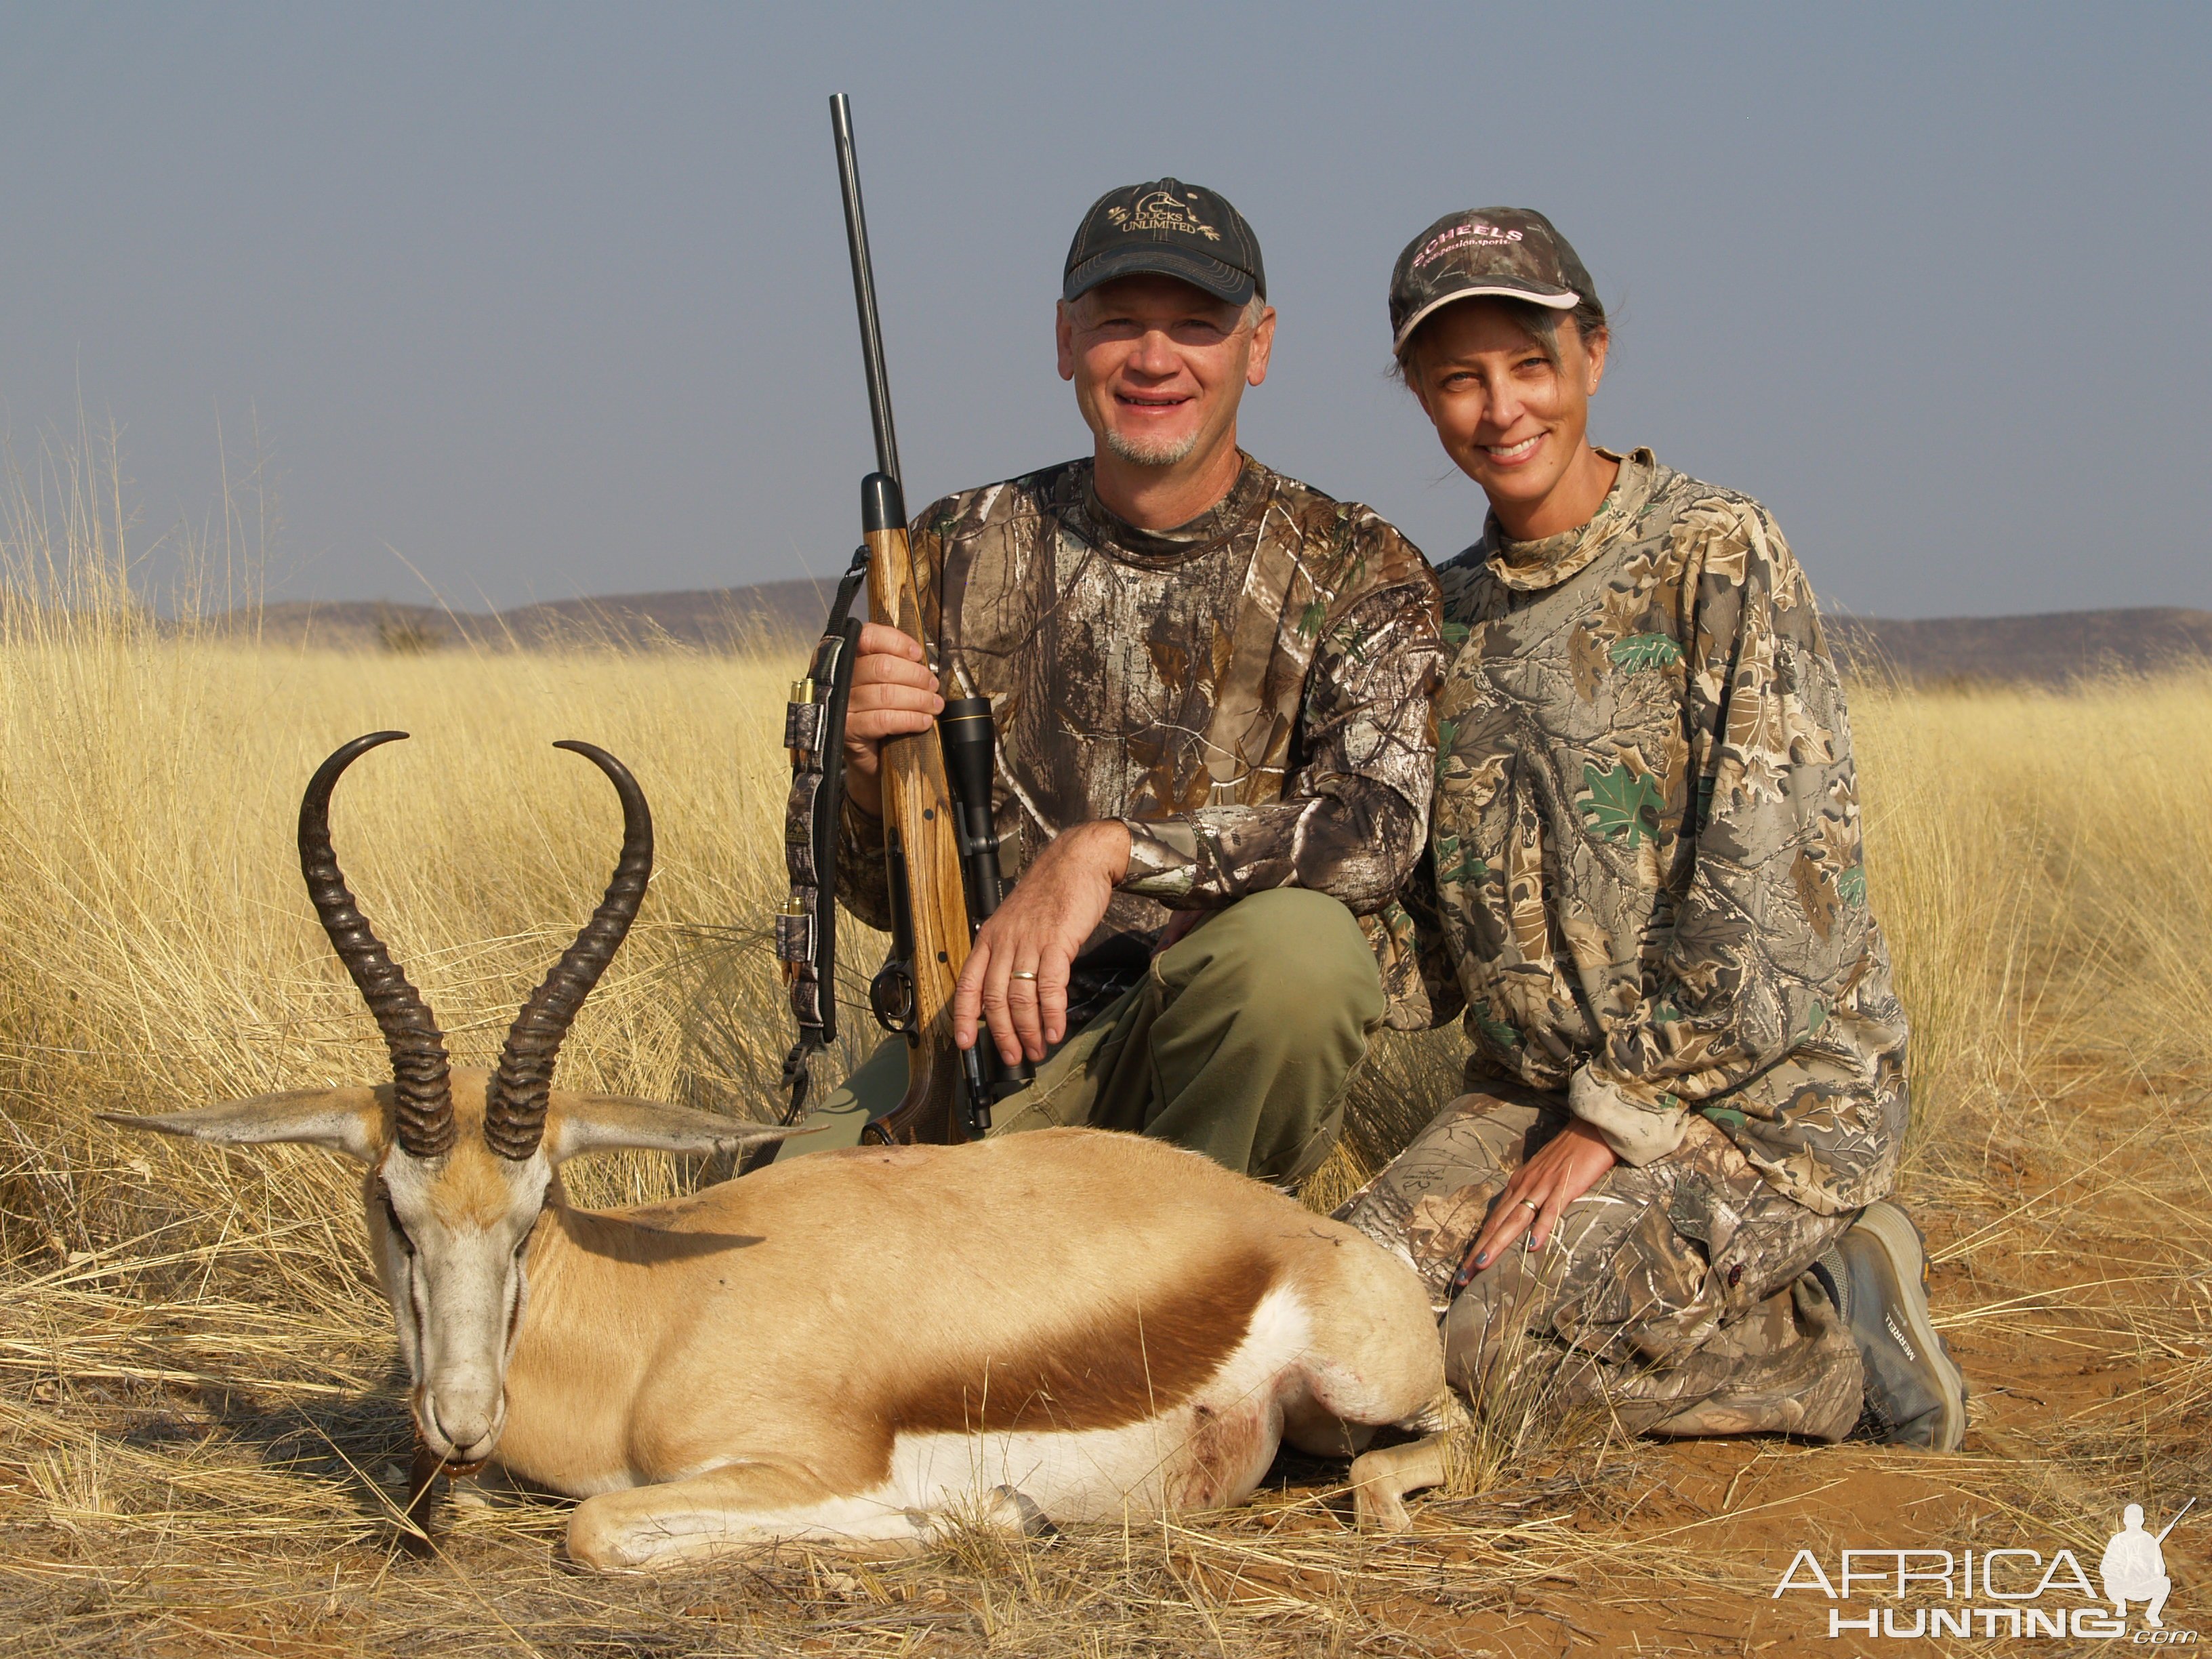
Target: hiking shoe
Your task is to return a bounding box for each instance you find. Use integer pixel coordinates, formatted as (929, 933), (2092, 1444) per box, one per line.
(1808, 1202), (1969, 1451)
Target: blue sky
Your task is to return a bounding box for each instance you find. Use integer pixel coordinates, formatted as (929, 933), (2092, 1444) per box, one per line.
(1, 3), (2205, 617)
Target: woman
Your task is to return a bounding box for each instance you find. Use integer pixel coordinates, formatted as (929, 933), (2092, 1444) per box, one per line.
(1343, 209), (1966, 1452)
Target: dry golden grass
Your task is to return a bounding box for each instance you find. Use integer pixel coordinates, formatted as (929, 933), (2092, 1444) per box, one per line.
(3, 462), (2211, 1654)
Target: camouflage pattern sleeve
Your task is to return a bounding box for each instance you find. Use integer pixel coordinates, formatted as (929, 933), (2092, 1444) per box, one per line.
(1118, 523), (1443, 914)
(1394, 844), (1469, 1029)
(835, 793), (891, 930)
(832, 505), (956, 934)
(1569, 501), (1875, 1166)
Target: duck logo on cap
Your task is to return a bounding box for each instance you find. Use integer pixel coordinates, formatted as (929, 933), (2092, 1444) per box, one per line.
(1108, 190), (1223, 243)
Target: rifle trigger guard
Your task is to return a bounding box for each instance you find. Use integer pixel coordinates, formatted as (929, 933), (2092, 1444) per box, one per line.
(869, 959), (916, 1035)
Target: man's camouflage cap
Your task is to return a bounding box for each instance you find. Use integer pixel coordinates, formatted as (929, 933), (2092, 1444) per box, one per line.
(1389, 207), (1595, 353)
(1064, 178), (1265, 308)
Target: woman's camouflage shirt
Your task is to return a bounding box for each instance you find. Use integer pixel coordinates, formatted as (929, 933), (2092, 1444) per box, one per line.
(1416, 448), (1908, 1214)
(840, 453), (1444, 1029)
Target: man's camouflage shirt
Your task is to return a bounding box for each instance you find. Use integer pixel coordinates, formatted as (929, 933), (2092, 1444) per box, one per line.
(840, 453), (1444, 1029)
(1413, 448), (1908, 1214)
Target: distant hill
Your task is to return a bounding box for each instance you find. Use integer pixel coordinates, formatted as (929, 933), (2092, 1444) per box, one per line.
(203, 586), (2212, 685)
(203, 580), (836, 654)
(1825, 607), (2212, 686)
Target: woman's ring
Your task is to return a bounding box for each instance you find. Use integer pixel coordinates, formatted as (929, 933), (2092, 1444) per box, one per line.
(1010, 970), (1038, 981)
(1519, 1198), (1540, 1213)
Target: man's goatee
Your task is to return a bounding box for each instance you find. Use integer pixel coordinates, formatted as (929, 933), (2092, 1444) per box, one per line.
(1104, 427), (1202, 468)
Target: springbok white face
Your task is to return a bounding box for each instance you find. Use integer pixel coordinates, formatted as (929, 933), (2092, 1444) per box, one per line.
(369, 1094), (551, 1465)
(106, 731), (787, 1471)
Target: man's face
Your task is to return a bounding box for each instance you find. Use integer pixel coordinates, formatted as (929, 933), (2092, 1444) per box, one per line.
(1056, 275), (1274, 469)
(1408, 299), (1608, 520)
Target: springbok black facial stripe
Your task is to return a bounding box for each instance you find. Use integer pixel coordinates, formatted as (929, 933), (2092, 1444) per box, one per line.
(375, 1181), (415, 1257)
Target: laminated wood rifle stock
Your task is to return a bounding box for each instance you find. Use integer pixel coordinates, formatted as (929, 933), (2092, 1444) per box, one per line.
(856, 474), (970, 1145)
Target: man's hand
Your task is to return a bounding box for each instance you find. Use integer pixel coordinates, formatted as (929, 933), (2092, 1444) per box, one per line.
(954, 820), (1131, 1065)
(842, 622), (943, 820)
(1453, 1119), (1618, 1291)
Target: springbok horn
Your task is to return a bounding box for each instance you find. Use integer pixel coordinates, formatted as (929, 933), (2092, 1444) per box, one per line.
(300, 732), (455, 1159)
(482, 741), (652, 1162)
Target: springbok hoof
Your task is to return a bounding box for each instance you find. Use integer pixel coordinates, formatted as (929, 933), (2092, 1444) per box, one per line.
(1351, 1435), (1450, 1532)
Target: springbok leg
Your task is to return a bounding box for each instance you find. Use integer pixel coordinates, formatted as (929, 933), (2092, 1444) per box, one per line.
(565, 1459), (1044, 1569)
(1349, 1434), (1450, 1532)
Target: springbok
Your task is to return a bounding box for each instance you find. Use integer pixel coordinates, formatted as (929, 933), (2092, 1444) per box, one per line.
(108, 733), (1448, 1568)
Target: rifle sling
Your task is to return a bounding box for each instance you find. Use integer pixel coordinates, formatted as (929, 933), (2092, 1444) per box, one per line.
(774, 548), (870, 1126)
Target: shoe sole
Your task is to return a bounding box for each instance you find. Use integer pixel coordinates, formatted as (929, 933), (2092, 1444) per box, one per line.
(1856, 1202), (1967, 1452)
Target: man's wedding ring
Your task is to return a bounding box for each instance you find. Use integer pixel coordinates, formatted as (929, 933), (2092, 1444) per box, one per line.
(1010, 970), (1038, 981)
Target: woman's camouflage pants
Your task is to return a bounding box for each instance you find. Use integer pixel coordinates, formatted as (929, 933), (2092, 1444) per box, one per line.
(1338, 1087), (1864, 1440)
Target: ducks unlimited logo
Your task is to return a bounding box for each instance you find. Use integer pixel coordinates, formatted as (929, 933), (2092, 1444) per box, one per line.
(1104, 190), (1222, 242)
(1770, 1501), (2194, 1642)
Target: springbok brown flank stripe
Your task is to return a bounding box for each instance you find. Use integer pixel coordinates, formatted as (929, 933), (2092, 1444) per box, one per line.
(882, 1249), (1279, 1439)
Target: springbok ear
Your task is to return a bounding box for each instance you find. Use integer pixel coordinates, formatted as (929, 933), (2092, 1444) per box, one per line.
(543, 1093), (800, 1163)
(98, 1088), (385, 1165)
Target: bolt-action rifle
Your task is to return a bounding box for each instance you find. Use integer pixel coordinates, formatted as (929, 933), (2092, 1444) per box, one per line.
(773, 94), (1031, 1149)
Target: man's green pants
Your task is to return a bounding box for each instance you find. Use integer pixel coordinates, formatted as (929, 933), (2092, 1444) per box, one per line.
(773, 888), (1383, 1184)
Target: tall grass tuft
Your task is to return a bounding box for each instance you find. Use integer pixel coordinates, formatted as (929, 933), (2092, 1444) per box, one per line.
(1851, 671), (2212, 1183)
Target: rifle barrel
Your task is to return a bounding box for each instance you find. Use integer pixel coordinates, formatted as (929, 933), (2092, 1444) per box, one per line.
(829, 92), (901, 488)
(2156, 1496), (2195, 1543)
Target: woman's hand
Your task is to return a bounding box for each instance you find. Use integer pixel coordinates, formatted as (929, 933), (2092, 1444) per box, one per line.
(841, 623), (944, 821)
(1453, 1119), (1618, 1292)
(953, 820), (1131, 1065)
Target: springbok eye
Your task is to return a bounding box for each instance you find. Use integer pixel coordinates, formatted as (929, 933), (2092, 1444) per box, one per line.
(375, 1182), (416, 1258)
(513, 1210), (545, 1267)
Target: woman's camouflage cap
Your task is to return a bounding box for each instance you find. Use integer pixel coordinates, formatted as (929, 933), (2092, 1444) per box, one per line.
(1389, 207), (1595, 353)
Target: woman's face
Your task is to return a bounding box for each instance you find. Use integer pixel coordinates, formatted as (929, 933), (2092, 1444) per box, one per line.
(1407, 300), (1609, 528)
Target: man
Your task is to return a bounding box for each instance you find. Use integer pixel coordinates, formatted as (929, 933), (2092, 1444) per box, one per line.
(781, 178), (1442, 1184)
(2102, 1505), (2172, 1628)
